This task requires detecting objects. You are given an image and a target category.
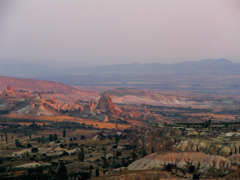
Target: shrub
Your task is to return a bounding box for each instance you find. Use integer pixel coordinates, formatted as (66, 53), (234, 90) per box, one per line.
(0, 158), (4, 164)
(0, 166), (7, 172)
(5, 156), (12, 161)
(193, 173), (200, 179)
(166, 163), (173, 172)
(116, 151), (121, 157)
(60, 151), (69, 157)
(42, 156), (52, 162)
(189, 165), (195, 173)
(27, 143), (32, 148)
(81, 135), (85, 140)
(31, 147), (39, 153)
(89, 165), (94, 170)
(59, 144), (65, 148)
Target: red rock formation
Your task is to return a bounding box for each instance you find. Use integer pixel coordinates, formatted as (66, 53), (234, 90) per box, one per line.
(96, 91), (122, 116)
(90, 100), (94, 109)
(49, 97), (56, 104)
(7, 85), (14, 91)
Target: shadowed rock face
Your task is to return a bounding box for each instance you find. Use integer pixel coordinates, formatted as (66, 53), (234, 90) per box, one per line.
(7, 85), (14, 92)
(128, 152), (232, 174)
(48, 97), (56, 104)
(97, 91), (122, 116)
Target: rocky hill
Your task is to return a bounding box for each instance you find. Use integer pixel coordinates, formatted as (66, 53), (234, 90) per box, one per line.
(0, 75), (90, 95)
(0, 86), (84, 116)
(128, 125), (240, 156)
(97, 91), (122, 116)
(0, 86), (59, 116)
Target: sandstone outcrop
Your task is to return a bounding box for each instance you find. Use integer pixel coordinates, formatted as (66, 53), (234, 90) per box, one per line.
(47, 100), (83, 112)
(90, 100), (94, 109)
(97, 91), (122, 117)
(7, 85), (14, 92)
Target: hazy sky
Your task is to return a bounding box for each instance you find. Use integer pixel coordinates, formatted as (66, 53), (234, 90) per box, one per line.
(1, 0), (240, 65)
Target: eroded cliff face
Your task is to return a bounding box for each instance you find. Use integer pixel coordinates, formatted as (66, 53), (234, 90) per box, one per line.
(128, 152), (232, 174)
(128, 126), (240, 156)
(128, 126), (182, 153)
(0, 87), (61, 116)
(46, 99), (83, 112)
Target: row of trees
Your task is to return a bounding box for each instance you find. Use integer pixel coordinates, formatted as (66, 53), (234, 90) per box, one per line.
(49, 134), (58, 142)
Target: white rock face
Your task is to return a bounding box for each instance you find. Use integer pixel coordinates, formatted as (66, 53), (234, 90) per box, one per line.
(128, 152), (231, 174)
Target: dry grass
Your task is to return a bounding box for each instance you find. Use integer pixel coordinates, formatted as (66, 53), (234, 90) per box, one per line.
(7, 114), (132, 129)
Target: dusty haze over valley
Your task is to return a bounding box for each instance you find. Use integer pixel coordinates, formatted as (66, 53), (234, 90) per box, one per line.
(1, 1), (240, 180)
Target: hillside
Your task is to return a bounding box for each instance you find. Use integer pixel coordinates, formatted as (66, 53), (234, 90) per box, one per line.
(0, 75), (84, 94)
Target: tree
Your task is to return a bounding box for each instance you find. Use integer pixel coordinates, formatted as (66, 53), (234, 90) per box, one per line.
(189, 165), (195, 173)
(115, 134), (119, 145)
(42, 135), (45, 144)
(27, 143), (32, 148)
(26, 152), (30, 161)
(5, 132), (7, 143)
(57, 161), (68, 180)
(81, 135), (85, 140)
(166, 163), (173, 171)
(53, 134), (58, 141)
(143, 150), (147, 157)
(15, 139), (21, 147)
(63, 128), (66, 138)
(32, 120), (35, 130)
(29, 132), (31, 139)
(96, 168), (99, 177)
(0, 166), (7, 173)
(81, 146), (85, 162)
(193, 173), (200, 179)
(102, 148), (108, 167)
(132, 147), (137, 161)
(112, 151), (116, 166)
(31, 147), (39, 153)
(49, 134), (53, 142)
(43, 123), (45, 129)
(78, 146), (85, 162)
(122, 157), (125, 166)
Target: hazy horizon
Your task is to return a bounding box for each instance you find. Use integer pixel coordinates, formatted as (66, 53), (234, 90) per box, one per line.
(1, 0), (240, 65)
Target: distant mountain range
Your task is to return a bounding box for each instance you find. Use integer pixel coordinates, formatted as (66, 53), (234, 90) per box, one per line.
(64, 58), (240, 75)
(1, 58), (239, 78)
(0, 59), (93, 78)
(1, 58), (240, 94)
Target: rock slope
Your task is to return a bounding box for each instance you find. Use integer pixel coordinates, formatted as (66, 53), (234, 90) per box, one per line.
(128, 152), (231, 174)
